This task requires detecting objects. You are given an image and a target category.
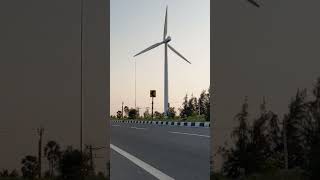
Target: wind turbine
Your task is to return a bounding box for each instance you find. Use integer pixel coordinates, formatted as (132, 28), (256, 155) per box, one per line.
(134, 6), (191, 116)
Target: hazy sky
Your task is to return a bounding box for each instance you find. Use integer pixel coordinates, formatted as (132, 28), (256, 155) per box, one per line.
(110, 0), (210, 115)
(212, 0), (320, 170)
(0, 0), (109, 172)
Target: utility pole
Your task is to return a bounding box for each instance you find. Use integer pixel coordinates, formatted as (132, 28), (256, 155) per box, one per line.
(150, 90), (156, 120)
(167, 103), (170, 118)
(121, 102), (124, 119)
(135, 59), (137, 110)
(85, 145), (94, 175)
(89, 145), (94, 175)
(80, 0), (84, 155)
(137, 107), (140, 119)
(151, 97), (154, 120)
(37, 127), (44, 178)
(86, 145), (106, 175)
(80, 0), (85, 178)
(283, 116), (289, 170)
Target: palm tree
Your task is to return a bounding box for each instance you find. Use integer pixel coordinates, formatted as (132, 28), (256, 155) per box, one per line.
(44, 140), (61, 177)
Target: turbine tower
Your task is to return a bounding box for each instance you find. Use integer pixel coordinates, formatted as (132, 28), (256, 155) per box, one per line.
(134, 6), (191, 116)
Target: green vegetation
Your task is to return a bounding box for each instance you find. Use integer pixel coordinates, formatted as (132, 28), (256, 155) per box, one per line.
(211, 169), (308, 180)
(211, 77), (320, 180)
(0, 140), (109, 180)
(112, 88), (210, 122)
(0, 178), (108, 180)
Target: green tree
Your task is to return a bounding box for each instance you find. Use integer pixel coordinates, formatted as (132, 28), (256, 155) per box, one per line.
(128, 108), (138, 119)
(198, 90), (209, 116)
(124, 106), (129, 118)
(249, 97), (279, 172)
(265, 111), (283, 169)
(168, 107), (176, 119)
(58, 146), (90, 180)
(21, 155), (38, 179)
(222, 96), (252, 178)
(188, 94), (198, 116)
(180, 94), (192, 118)
(44, 140), (61, 177)
(116, 111), (122, 119)
(205, 88), (211, 122)
(154, 111), (164, 119)
(304, 77), (320, 179)
(284, 89), (309, 169)
(143, 108), (151, 119)
(198, 88), (211, 121)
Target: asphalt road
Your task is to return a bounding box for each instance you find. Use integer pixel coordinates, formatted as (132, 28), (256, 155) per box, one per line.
(110, 121), (210, 180)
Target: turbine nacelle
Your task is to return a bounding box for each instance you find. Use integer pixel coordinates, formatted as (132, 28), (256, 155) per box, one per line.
(164, 36), (171, 43)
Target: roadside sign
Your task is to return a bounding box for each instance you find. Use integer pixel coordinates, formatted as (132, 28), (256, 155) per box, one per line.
(150, 90), (156, 97)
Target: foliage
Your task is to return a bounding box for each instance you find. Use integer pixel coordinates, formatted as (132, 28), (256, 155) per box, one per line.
(143, 108), (151, 119)
(167, 107), (176, 118)
(114, 88), (211, 121)
(9, 170), (19, 178)
(218, 76), (320, 180)
(221, 97), (285, 178)
(116, 111), (122, 119)
(154, 111), (164, 119)
(0, 170), (9, 178)
(21, 155), (38, 179)
(179, 89), (210, 121)
(44, 140), (61, 177)
(179, 94), (191, 118)
(128, 108), (139, 119)
(58, 146), (90, 180)
(284, 89), (309, 169)
(123, 106), (129, 118)
(305, 78), (320, 179)
(188, 94), (198, 116)
(185, 115), (206, 122)
(221, 96), (251, 178)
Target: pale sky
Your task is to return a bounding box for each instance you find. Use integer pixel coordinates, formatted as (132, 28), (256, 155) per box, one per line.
(110, 0), (210, 115)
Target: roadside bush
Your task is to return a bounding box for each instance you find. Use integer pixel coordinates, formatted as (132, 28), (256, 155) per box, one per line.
(128, 108), (139, 119)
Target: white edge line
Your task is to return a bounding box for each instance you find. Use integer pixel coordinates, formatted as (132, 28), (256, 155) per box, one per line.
(130, 126), (147, 130)
(169, 131), (210, 138)
(110, 144), (175, 180)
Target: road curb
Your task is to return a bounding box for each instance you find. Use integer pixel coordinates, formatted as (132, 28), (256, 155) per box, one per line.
(111, 120), (210, 127)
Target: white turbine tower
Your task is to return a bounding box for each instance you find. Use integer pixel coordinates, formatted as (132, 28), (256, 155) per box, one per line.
(134, 6), (191, 116)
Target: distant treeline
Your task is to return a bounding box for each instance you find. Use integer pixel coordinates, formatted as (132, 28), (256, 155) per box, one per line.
(112, 88), (210, 122)
(213, 77), (320, 180)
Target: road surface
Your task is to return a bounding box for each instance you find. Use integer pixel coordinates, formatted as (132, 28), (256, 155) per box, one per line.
(110, 121), (210, 180)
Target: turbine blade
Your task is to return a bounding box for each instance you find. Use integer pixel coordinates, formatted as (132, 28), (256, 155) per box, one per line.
(168, 44), (191, 64)
(163, 6), (168, 40)
(134, 41), (164, 57)
(247, 0), (260, 8)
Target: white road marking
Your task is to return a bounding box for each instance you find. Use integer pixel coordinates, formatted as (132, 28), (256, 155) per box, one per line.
(130, 126), (147, 130)
(110, 144), (175, 180)
(169, 131), (210, 138)
(112, 125), (120, 127)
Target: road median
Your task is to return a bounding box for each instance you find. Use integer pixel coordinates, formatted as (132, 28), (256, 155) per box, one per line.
(111, 120), (210, 128)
